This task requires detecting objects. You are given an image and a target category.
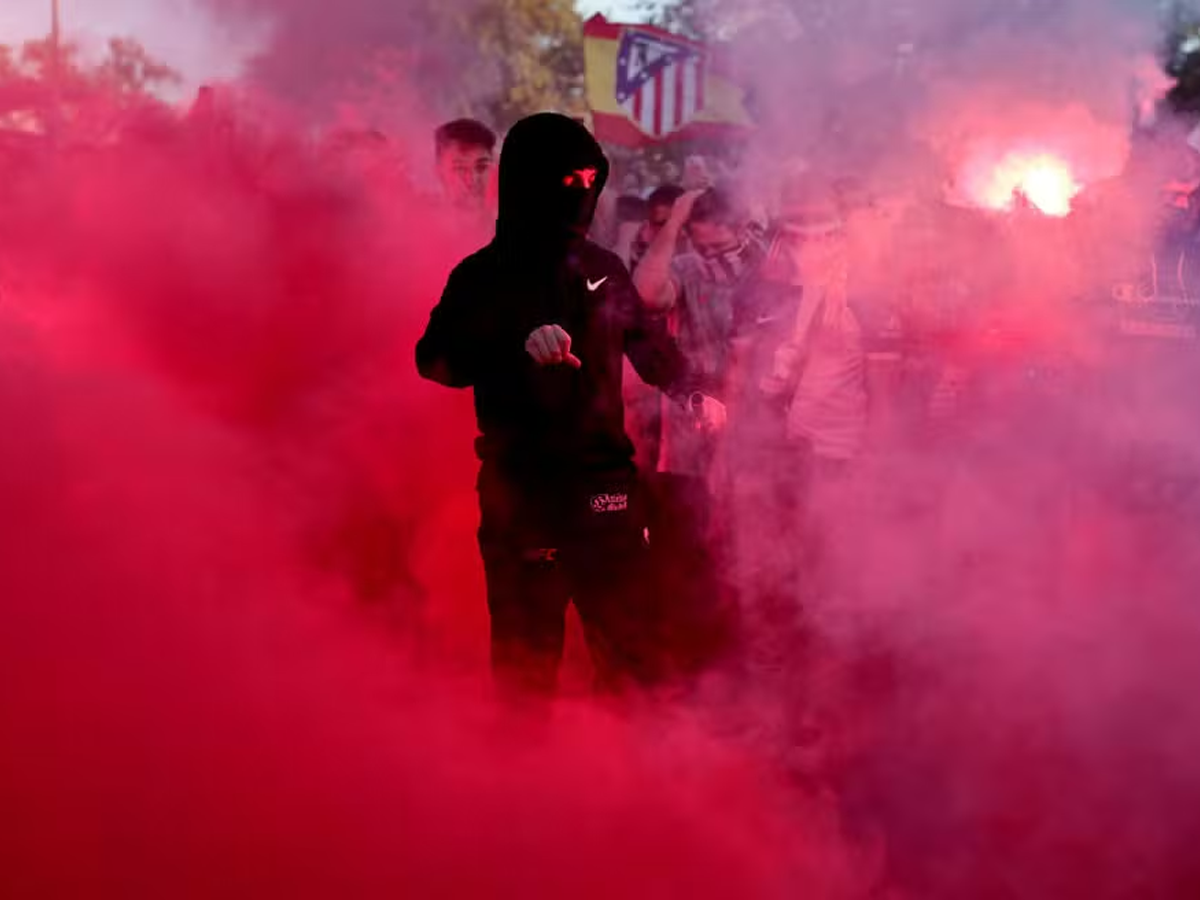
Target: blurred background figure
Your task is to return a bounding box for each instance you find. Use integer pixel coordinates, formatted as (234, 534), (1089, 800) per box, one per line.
(610, 191), (662, 480)
(660, 160), (682, 190)
(186, 84), (220, 129)
(184, 83), (240, 165)
(434, 118), (497, 215)
(757, 175), (867, 613)
(723, 177), (852, 618)
(774, 175), (867, 484)
(683, 154), (714, 191)
(322, 127), (397, 188)
(628, 184), (686, 270)
(612, 192), (650, 268)
(633, 187), (768, 678)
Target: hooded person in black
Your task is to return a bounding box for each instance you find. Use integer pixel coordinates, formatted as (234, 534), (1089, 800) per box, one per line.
(417, 113), (724, 698)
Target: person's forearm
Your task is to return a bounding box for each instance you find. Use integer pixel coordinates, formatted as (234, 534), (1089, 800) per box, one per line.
(632, 220), (683, 310)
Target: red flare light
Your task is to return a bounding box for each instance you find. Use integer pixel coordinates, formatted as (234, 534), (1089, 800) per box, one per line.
(963, 151), (1082, 218)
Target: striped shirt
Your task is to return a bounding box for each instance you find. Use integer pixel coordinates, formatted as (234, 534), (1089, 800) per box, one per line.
(658, 238), (765, 477)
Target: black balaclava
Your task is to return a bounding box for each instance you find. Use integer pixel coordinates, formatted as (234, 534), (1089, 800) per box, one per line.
(495, 113), (610, 258)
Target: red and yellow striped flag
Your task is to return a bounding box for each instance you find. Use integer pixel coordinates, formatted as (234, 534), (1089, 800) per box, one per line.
(583, 14), (753, 147)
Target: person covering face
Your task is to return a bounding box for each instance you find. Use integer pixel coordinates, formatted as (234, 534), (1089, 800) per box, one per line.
(416, 113), (725, 697)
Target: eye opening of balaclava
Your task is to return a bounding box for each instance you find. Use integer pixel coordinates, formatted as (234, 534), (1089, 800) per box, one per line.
(496, 113), (610, 251)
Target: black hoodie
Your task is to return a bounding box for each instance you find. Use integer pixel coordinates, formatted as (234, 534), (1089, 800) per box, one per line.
(416, 113), (703, 480)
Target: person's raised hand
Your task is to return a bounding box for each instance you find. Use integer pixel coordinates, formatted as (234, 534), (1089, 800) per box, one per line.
(668, 188), (708, 228)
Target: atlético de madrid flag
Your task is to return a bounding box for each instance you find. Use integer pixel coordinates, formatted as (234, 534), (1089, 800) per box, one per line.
(583, 15), (753, 147)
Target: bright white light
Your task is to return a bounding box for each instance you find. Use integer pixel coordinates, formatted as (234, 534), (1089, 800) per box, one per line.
(965, 151), (1082, 218)
(1015, 156), (1079, 217)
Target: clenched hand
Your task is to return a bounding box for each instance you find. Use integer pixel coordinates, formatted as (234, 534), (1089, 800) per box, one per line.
(525, 325), (582, 369)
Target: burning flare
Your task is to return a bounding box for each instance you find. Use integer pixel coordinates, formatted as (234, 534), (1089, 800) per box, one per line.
(962, 151), (1082, 217)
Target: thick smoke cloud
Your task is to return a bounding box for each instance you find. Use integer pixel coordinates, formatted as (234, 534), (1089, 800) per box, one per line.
(731, 0), (1153, 197)
(714, 0), (1200, 896)
(0, 101), (870, 897)
(0, 365), (839, 898)
(4, 0), (1200, 896)
(196, 0), (492, 122)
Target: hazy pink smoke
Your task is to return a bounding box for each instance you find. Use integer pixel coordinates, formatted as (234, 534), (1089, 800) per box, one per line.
(0, 98), (872, 899)
(4, 1), (1200, 897)
(195, 0), (477, 118)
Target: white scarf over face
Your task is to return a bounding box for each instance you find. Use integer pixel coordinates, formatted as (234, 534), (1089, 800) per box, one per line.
(775, 221), (867, 462)
(768, 217), (852, 335)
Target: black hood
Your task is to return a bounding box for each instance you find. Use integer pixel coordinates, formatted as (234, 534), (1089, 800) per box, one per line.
(496, 113), (609, 253)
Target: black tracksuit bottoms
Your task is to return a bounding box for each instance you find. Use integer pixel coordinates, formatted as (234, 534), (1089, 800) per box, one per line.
(476, 463), (659, 697)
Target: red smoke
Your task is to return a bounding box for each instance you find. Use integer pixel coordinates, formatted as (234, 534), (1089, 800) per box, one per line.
(0, 96), (873, 897)
(6, 2), (1200, 896)
(196, 0), (473, 116)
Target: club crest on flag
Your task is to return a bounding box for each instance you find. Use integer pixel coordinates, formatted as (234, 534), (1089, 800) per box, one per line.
(615, 29), (706, 139)
(583, 14), (750, 146)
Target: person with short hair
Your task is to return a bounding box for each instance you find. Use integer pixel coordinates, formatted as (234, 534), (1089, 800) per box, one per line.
(434, 118), (497, 213)
(634, 187), (767, 480)
(628, 184), (687, 270)
(631, 186), (766, 675)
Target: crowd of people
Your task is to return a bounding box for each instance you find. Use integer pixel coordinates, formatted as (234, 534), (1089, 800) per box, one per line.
(415, 112), (982, 703)
(1, 70), (1197, 894)
(415, 107), (1200, 710)
(7, 88), (1193, 709)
